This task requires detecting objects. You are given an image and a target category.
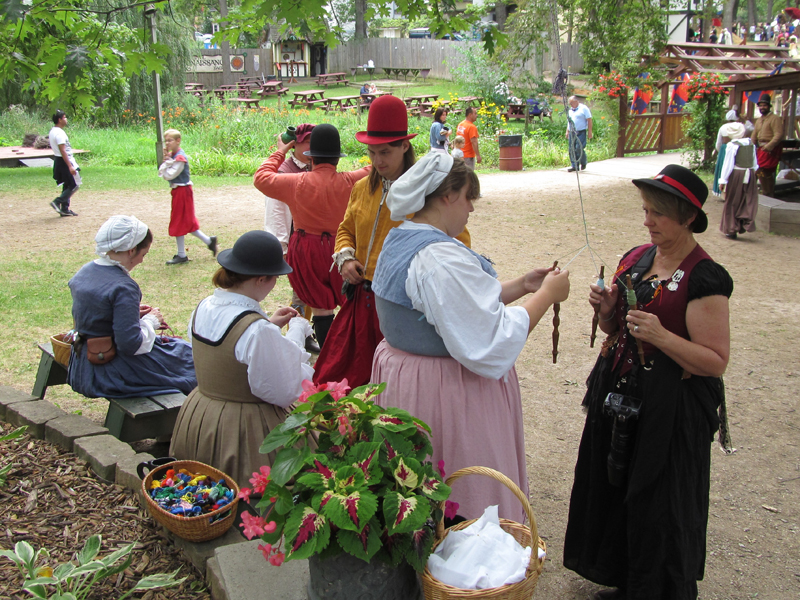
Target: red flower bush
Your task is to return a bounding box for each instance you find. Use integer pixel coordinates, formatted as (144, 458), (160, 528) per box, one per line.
(685, 73), (729, 100)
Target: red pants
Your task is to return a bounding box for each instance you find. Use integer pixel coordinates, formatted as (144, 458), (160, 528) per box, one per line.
(286, 231), (345, 310)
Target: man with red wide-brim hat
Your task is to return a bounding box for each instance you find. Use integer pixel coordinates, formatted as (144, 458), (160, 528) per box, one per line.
(313, 95), (470, 387)
(254, 124), (371, 349)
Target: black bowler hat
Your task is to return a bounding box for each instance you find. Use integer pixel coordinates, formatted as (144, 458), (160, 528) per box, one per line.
(757, 94), (772, 106)
(217, 231), (292, 276)
(303, 123), (346, 158)
(632, 164), (709, 233)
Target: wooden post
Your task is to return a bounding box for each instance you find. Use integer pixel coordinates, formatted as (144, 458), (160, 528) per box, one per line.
(145, 4), (164, 167)
(658, 81), (669, 154)
(616, 94), (627, 157)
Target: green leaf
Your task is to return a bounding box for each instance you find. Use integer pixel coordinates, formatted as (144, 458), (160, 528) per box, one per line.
(0, 549), (21, 567)
(322, 490), (377, 532)
(53, 562), (75, 580)
(418, 475), (451, 502)
(283, 413), (311, 430)
(0, 425), (27, 441)
(294, 456), (336, 492)
(345, 442), (382, 484)
(24, 584), (49, 599)
(375, 429), (415, 461)
(69, 560), (106, 577)
(392, 456), (422, 490)
(99, 543), (134, 568)
(52, 594), (78, 600)
(405, 525), (435, 572)
(131, 569), (186, 591)
(370, 408), (417, 433)
(99, 552), (133, 580)
(336, 517), (382, 562)
(381, 530), (411, 568)
(383, 491), (430, 535)
(270, 446), (312, 486)
(1, 0), (27, 23)
(77, 535), (101, 565)
(284, 505), (329, 560)
(260, 427), (299, 455)
(23, 577), (59, 587)
(15, 540), (34, 569)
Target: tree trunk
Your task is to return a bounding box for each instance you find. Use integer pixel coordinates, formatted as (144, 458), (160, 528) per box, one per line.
(723, 0), (735, 31)
(354, 0), (367, 40)
(767, 0), (774, 24)
(702, 0), (713, 42)
(747, 0), (757, 29)
(495, 2), (509, 31)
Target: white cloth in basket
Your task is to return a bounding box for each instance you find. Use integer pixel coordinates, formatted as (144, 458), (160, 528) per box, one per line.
(427, 505), (542, 590)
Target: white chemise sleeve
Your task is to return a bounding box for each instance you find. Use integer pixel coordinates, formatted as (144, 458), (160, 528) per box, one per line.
(406, 243), (530, 380)
(234, 319), (314, 407)
(134, 313), (160, 355)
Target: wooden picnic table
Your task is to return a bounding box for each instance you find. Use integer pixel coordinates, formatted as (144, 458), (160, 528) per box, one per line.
(213, 85), (239, 100)
(359, 91), (391, 110)
(185, 83), (204, 90)
(381, 67), (430, 81)
(316, 72), (350, 87)
(228, 98), (261, 109)
(459, 96), (483, 108)
(289, 89), (327, 109)
(505, 103), (527, 121)
(350, 66), (376, 79)
(257, 81), (289, 98)
(326, 95), (361, 113)
(0, 146), (88, 168)
(405, 94), (439, 108)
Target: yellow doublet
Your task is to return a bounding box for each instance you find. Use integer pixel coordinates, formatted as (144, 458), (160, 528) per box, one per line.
(335, 177), (471, 281)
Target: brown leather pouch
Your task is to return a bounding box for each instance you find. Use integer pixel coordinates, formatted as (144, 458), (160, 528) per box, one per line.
(86, 336), (116, 365)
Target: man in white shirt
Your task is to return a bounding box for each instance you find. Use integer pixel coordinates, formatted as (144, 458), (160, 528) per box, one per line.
(565, 96), (593, 172)
(48, 110), (80, 216)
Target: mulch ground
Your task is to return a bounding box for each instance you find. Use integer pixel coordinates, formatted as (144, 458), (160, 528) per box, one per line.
(0, 422), (211, 600)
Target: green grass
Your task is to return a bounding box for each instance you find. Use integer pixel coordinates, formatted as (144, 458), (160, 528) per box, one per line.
(0, 77), (619, 175)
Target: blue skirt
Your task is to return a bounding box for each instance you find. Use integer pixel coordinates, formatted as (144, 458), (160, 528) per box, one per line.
(712, 144), (727, 196)
(68, 337), (196, 399)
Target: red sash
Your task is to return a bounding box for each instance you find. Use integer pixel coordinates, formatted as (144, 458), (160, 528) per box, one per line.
(756, 146), (782, 170)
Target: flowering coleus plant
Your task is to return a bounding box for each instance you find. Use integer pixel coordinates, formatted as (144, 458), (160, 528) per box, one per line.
(239, 380), (452, 571)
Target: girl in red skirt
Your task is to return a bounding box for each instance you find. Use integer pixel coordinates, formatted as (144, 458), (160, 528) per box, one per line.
(159, 129), (217, 265)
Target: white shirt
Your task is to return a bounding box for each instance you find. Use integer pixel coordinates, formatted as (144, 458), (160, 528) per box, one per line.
(189, 289), (314, 407)
(263, 154), (308, 250)
(49, 126), (77, 167)
(402, 222), (530, 380)
(158, 158), (191, 188)
(719, 138), (758, 185)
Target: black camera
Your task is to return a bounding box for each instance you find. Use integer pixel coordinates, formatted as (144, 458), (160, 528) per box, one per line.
(603, 393), (642, 487)
(441, 126), (450, 131)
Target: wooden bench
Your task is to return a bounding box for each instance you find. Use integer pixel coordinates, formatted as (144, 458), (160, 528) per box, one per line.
(258, 86), (289, 98)
(33, 342), (187, 443)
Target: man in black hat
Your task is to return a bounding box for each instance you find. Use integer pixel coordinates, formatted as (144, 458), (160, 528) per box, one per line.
(751, 94), (784, 197)
(253, 124), (371, 348)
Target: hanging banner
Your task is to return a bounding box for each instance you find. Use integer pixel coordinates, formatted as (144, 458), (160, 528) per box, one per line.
(188, 55), (246, 72)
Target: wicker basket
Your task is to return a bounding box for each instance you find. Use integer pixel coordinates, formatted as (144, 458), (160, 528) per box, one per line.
(50, 333), (73, 367)
(420, 466), (546, 600)
(140, 460), (240, 543)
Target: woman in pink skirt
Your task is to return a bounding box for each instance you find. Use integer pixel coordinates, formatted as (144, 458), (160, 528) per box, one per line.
(371, 152), (571, 521)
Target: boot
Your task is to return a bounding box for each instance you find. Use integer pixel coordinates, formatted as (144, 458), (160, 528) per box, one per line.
(312, 314), (335, 349)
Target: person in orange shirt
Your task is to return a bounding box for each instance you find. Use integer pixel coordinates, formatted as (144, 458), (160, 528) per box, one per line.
(253, 125), (371, 347)
(456, 107), (481, 169)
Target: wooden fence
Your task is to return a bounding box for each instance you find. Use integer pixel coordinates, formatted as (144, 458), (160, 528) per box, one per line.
(616, 87), (688, 156)
(327, 38), (582, 81)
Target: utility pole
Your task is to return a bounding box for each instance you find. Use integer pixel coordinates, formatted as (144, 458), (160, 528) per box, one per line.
(145, 3), (164, 166)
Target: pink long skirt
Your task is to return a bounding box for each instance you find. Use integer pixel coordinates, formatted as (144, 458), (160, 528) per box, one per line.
(371, 340), (529, 523)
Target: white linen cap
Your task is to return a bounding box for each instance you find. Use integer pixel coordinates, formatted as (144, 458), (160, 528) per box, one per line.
(725, 109), (738, 121)
(387, 151), (454, 221)
(95, 215), (149, 257)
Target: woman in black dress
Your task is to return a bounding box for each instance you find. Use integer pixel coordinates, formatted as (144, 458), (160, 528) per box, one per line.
(563, 165), (733, 600)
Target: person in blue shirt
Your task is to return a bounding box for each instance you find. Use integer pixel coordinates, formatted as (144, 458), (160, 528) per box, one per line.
(565, 96), (593, 172)
(429, 108), (451, 153)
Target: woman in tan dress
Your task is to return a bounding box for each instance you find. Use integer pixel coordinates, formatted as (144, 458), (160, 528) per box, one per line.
(170, 231), (314, 487)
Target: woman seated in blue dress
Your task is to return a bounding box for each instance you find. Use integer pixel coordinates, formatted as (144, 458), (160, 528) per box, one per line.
(68, 215), (196, 398)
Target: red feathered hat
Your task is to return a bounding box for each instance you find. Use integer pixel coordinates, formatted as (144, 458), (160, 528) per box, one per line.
(355, 95), (417, 145)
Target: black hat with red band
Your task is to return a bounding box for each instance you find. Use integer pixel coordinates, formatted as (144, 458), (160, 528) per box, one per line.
(632, 164), (709, 233)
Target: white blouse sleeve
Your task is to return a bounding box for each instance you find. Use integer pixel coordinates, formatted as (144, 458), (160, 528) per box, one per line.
(134, 313), (160, 355)
(406, 243), (530, 380)
(234, 319), (314, 407)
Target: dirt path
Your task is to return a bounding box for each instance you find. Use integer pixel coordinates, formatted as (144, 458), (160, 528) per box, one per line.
(4, 156), (800, 599)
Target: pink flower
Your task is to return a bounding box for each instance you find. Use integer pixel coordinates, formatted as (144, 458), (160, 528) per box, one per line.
(240, 512), (267, 540)
(269, 551), (285, 566)
(258, 543), (273, 560)
(325, 378), (350, 400)
(338, 414), (353, 437)
(249, 465), (271, 494)
(444, 500), (460, 521)
(298, 379), (323, 403)
(238, 487), (252, 503)
(264, 520), (277, 534)
(437, 460), (446, 478)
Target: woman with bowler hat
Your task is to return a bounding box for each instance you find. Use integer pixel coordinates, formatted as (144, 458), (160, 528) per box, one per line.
(170, 231), (314, 487)
(313, 95), (471, 387)
(563, 165), (733, 600)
